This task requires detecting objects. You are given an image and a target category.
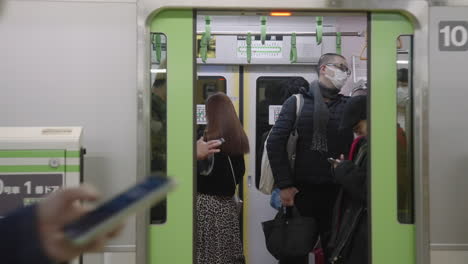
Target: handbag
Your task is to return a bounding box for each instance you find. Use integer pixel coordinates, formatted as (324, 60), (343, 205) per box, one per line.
(227, 156), (243, 214)
(262, 206), (318, 260)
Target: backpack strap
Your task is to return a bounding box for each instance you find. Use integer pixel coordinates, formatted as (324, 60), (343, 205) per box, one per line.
(292, 94), (304, 130)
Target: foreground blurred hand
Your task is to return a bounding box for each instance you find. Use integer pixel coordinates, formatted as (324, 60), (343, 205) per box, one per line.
(37, 185), (124, 262)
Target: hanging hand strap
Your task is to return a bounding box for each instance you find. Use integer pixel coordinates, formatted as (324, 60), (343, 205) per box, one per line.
(316, 16), (323, 45)
(205, 16), (211, 40)
(290, 32), (297, 63)
(360, 31), (368, 60)
(260, 16), (267, 45)
(154, 34), (162, 63)
(200, 32), (208, 63)
(292, 94), (304, 130)
(200, 16), (212, 63)
(336, 32), (342, 55)
(246, 32), (252, 63)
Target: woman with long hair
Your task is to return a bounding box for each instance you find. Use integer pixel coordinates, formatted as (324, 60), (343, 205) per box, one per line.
(196, 92), (249, 264)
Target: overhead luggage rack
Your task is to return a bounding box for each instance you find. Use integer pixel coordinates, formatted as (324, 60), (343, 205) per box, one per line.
(196, 31), (363, 36)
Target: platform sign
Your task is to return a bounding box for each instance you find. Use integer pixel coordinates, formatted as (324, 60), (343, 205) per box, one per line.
(197, 104), (207, 125)
(269, 105), (283, 125)
(0, 174), (63, 217)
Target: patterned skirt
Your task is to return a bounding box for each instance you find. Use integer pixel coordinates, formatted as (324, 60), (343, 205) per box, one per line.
(196, 193), (245, 264)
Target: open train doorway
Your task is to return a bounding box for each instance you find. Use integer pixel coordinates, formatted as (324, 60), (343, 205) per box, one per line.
(194, 12), (370, 264)
(146, 9), (416, 264)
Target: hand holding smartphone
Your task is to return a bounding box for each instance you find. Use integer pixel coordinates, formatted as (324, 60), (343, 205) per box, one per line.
(327, 157), (342, 168)
(63, 174), (176, 246)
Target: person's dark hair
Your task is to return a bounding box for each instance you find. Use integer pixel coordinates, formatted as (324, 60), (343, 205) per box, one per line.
(279, 77), (309, 103)
(317, 53), (347, 75)
(205, 92), (250, 155)
(265, 82), (281, 101)
(152, 78), (166, 90)
(340, 95), (367, 130)
(398, 68), (408, 83)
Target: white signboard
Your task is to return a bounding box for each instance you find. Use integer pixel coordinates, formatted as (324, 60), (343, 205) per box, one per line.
(237, 40), (283, 59)
(197, 104), (207, 125)
(269, 105), (283, 125)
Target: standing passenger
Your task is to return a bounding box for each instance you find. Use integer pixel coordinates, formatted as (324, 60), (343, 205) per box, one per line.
(151, 60), (168, 172)
(328, 95), (368, 264)
(267, 53), (354, 263)
(196, 92), (249, 264)
(266, 77), (310, 210)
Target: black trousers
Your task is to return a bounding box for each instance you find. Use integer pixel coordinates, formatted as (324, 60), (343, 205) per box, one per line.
(279, 184), (340, 264)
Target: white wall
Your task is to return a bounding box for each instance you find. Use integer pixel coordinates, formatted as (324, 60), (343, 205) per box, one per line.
(0, 0), (137, 263)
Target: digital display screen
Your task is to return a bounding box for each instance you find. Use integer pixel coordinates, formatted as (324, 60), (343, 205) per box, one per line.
(64, 176), (168, 240)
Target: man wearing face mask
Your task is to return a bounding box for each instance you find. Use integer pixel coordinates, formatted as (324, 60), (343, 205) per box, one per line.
(267, 53), (354, 264)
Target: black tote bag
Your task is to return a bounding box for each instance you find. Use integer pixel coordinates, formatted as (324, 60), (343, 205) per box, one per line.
(262, 206), (318, 259)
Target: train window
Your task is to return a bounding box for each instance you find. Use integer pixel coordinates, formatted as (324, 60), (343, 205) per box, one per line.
(195, 76), (227, 135)
(254, 76), (307, 188)
(150, 33), (167, 224)
(196, 76), (227, 105)
(396, 35), (414, 224)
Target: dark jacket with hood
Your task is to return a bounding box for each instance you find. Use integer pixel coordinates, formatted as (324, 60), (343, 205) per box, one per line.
(266, 83), (353, 189)
(328, 137), (368, 264)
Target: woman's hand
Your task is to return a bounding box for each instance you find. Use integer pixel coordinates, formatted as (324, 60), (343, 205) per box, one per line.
(333, 154), (345, 168)
(196, 137), (222, 160)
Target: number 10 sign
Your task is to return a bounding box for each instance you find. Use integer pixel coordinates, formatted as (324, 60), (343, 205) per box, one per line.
(439, 21), (468, 51)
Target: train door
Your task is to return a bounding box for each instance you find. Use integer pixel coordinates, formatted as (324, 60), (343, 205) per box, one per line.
(145, 9), (418, 264)
(369, 13), (415, 264)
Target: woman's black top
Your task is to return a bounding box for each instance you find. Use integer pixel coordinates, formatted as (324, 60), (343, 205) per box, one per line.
(197, 152), (245, 197)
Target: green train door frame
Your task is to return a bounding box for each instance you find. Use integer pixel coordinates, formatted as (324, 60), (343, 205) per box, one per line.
(370, 12), (415, 264)
(138, 5), (430, 264)
(146, 10), (195, 264)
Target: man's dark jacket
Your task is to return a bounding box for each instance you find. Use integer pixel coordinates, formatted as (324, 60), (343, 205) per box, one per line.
(266, 87), (353, 189)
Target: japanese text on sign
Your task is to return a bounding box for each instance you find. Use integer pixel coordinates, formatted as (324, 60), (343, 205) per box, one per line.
(0, 174), (63, 217)
(237, 41), (283, 58)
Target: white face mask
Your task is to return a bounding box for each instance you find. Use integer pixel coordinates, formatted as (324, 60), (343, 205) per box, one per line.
(324, 65), (348, 90)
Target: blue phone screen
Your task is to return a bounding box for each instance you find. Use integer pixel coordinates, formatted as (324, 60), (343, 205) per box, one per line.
(64, 176), (168, 240)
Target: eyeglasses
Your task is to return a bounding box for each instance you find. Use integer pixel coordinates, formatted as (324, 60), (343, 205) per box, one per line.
(325, 63), (352, 76)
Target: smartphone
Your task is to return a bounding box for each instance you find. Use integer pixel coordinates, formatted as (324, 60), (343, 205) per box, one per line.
(63, 175), (176, 246)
